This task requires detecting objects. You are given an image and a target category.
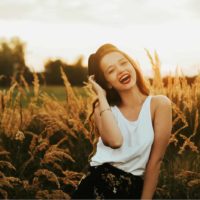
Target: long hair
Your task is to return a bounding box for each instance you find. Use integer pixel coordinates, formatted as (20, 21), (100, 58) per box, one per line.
(87, 44), (150, 161)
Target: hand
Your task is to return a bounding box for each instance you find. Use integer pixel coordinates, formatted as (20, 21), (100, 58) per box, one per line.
(88, 75), (106, 97)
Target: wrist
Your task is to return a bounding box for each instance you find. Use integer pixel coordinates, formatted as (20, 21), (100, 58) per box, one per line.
(99, 107), (111, 116)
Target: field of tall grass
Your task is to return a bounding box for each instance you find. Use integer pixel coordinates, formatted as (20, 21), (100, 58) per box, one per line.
(0, 52), (200, 199)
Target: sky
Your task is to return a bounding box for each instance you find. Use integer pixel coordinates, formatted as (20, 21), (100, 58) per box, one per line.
(0, 0), (200, 77)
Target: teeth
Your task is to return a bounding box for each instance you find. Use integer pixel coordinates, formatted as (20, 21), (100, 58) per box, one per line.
(119, 74), (130, 82)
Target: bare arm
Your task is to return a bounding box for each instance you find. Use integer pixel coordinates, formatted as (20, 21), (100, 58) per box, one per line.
(141, 95), (172, 199)
(94, 93), (123, 149)
(88, 75), (123, 149)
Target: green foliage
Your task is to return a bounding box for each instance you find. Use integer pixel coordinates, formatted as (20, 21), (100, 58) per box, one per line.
(0, 37), (32, 86)
(44, 57), (88, 86)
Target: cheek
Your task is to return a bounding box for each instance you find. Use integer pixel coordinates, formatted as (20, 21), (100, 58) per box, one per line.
(105, 72), (115, 81)
(131, 67), (136, 77)
(133, 69), (136, 77)
(103, 73), (110, 82)
(133, 71), (137, 83)
(129, 67), (137, 83)
(110, 74), (120, 85)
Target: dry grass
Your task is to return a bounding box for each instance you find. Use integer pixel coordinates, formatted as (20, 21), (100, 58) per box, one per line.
(0, 53), (199, 199)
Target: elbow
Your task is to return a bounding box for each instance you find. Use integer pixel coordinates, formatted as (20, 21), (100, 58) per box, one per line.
(109, 136), (123, 149)
(101, 132), (123, 149)
(102, 137), (123, 149)
(110, 143), (122, 149)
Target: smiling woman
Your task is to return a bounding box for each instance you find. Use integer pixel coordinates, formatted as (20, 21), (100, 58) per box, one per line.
(71, 43), (172, 199)
(99, 51), (137, 91)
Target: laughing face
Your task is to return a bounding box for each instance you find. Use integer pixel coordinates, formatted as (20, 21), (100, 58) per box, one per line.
(100, 51), (137, 92)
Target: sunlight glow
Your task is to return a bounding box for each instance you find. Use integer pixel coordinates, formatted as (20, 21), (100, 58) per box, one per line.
(0, 0), (200, 76)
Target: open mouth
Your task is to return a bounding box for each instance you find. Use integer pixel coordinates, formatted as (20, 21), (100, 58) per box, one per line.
(119, 74), (131, 84)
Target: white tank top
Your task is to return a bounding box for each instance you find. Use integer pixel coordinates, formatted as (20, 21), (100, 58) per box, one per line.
(90, 95), (154, 176)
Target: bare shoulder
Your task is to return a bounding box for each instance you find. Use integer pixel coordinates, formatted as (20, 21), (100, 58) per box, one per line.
(151, 95), (172, 109)
(150, 95), (172, 123)
(150, 95), (172, 135)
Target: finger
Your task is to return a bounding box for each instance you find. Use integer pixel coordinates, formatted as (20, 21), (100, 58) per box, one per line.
(83, 81), (88, 86)
(88, 76), (96, 83)
(88, 75), (95, 81)
(88, 77), (93, 83)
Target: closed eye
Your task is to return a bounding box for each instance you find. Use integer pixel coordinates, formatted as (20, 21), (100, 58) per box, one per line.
(108, 69), (114, 74)
(121, 61), (128, 65)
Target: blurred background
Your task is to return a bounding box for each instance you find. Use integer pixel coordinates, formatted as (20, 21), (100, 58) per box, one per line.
(0, 0), (200, 87)
(0, 1), (200, 199)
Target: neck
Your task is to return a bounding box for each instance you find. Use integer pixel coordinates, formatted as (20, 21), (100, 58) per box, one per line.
(118, 85), (147, 108)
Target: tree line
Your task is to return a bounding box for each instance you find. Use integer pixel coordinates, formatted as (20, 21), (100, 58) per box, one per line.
(0, 37), (88, 87)
(0, 37), (197, 87)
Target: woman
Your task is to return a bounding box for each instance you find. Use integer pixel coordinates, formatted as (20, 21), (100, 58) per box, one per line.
(71, 44), (172, 199)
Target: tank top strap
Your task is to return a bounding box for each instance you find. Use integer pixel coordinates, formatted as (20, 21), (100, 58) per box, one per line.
(143, 95), (152, 110)
(139, 95), (152, 123)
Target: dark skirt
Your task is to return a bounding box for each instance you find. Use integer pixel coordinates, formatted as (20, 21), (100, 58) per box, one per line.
(71, 163), (144, 199)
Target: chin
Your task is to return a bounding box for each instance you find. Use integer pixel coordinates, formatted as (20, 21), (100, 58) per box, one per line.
(114, 80), (136, 91)
(117, 84), (135, 92)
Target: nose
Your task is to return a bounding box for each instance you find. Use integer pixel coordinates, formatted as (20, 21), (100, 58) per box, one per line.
(116, 64), (125, 74)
